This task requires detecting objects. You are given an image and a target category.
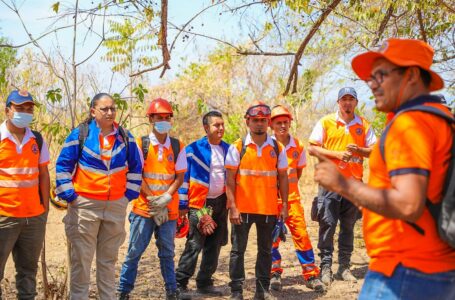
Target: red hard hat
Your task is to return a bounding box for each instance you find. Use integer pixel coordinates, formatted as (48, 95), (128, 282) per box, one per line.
(245, 100), (271, 119)
(271, 105), (293, 120)
(146, 98), (173, 117)
(175, 216), (189, 238)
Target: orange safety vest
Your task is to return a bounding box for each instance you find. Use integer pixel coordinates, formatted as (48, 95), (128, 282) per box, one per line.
(314, 113), (370, 180)
(0, 137), (44, 217)
(132, 137), (184, 220)
(73, 133), (128, 200)
(233, 138), (284, 215)
(283, 137), (305, 203)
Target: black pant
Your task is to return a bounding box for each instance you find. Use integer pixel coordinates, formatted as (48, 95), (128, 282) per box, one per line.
(176, 193), (228, 288)
(229, 213), (276, 294)
(316, 186), (360, 268)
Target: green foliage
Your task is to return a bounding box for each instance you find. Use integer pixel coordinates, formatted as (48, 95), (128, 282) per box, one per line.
(46, 88), (63, 104)
(370, 108), (387, 137)
(223, 113), (244, 144)
(41, 121), (71, 145)
(0, 36), (18, 96)
(132, 83), (148, 103)
(51, 2), (60, 14)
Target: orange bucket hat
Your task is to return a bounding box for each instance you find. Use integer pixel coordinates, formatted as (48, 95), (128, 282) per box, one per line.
(351, 38), (444, 91)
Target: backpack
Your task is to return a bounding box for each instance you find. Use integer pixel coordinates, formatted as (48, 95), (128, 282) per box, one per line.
(77, 122), (130, 159)
(141, 135), (181, 161)
(379, 104), (455, 247)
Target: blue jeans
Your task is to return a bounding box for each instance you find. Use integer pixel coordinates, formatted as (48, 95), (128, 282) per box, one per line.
(359, 264), (455, 300)
(118, 212), (177, 294)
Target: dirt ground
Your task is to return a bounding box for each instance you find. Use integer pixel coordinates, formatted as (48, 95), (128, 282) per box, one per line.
(3, 176), (369, 300)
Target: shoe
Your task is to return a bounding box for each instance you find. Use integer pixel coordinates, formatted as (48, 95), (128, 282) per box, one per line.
(270, 273), (282, 291)
(166, 292), (178, 300)
(320, 265), (333, 286)
(229, 291), (244, 300)
(305, 277), (325, 292)
(196, 285), (223, 296)
(336, 266), (357, 282)
(118, 292), (130, 300)
(253, 291), (276, 300)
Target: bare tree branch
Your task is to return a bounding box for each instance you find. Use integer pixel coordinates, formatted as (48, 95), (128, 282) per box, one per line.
(237, 50), (295, 56)
(417, 7), (427, 43)
(439, 0), (455, 14)
(372, 4), (394, 46)
(283, 0), (342, 96)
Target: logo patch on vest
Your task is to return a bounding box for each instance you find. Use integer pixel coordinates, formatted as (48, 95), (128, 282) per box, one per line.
(31, 143), (39, 154)
(270, 149), (277, 158)
(355, 128), (363, 135)
(167, 154), (174, 162)
(292, 150), (299, 159)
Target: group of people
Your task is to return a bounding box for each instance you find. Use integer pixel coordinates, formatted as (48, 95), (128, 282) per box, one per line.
(1, 37), (454, 300)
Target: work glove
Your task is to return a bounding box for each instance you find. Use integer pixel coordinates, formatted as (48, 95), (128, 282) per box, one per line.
(147, 193), (172, 215)
(196, 206), (217, 236)
(272, 219), (288, 243)
(153, 207), (169, 226)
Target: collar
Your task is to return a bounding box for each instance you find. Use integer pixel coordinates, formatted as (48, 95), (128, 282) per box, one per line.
(93, 120), (118, 137)
(149, 132), (170, 149)
(394, 95), (442, 114)
(0, 121), (34, 144)
(245, 132), (274, 147)
(271, 135), (296, 150)
(336, 112), (362, 126)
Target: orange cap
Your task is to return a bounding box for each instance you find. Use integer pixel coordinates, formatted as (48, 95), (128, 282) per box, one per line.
(271, 105), (293, 120)
(146, 98), (173, 117)
(352, 38), (443, 91)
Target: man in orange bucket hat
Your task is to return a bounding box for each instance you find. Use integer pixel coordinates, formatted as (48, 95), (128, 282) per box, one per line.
(309, 38), (455, 300)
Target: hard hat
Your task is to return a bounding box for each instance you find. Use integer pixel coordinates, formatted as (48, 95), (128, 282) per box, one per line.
(245, 100), (271, 119)
(50, 189), (68, 210)
(175, 216), (189, 238)
(271, 105), (293, 120)
(146, 98), (173, 117)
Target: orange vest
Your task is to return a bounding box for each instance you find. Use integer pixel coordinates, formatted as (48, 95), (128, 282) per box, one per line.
(0, 137), (44, 217)
(365, 103), (455, 276)
(233, 138), (283, 215)
(282, 137), (305, 203)
(316, 113), (370, 180)
(73, 133), (128, 200)
(132, 137), (184, 220)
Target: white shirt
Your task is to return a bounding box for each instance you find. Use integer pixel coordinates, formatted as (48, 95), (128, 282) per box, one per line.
(0, 121), (50, 164)
(309, 112), (377, 147)
(225, 133), (288, 169)
(149, 132), (187, 172)
(207, 144), (225, 198)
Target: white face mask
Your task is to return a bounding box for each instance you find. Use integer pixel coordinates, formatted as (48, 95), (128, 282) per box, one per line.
(10, 112), (33, 128)
(154, 121), (172, 134)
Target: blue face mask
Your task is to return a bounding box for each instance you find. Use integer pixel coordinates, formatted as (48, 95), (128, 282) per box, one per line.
(10, 112), (33, 128)
(154, 121), (172, 134)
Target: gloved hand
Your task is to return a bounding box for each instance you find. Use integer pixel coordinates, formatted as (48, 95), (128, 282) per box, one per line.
(153, 207), (169, 226)
(147, 193), (172, 209)
(272, 219), (288, 243)
(197, 214), (217, 236)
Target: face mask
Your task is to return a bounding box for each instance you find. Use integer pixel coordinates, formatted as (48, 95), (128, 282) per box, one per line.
(154, 121), (172, 134)
(10, 112), (33, 128)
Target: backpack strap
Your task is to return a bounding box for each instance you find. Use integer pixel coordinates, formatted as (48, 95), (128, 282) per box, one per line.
(118, 126), (130, 159)
(239, 137), (247, 162)
(170, 137), (181, 161)
(31, 131), (43, 152)
(239, 136), (280, 168)
(379, 104), (455, 235)
(78, 123), (89, 160)
(141, 135), (150, 160)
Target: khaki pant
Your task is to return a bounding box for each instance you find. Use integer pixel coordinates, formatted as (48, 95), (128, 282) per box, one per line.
(0, 213), (47, 300)
(64, 195), (128, 300)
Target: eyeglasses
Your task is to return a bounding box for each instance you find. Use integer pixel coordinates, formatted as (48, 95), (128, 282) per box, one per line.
(96, 106), (116, 114)
(366, 67), (406, 88)
(246, 104), (271, 118)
